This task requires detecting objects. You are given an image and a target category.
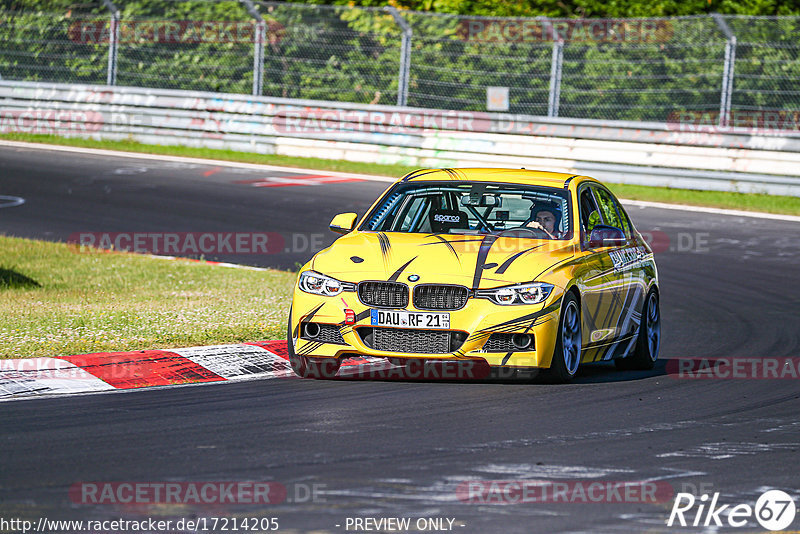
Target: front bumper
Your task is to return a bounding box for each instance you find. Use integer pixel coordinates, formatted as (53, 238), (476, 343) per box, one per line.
(290, 287), (563, 369)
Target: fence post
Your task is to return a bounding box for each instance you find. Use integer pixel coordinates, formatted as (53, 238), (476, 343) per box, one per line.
(240, 0), (265, 96)
(253, 21), (266, 96)
(719, 37), (737, 128)
(101, 0), (119, 86)
(548, 39), (564, 118)
(386, 7), (411, 107)
(712, 13), (737, 128)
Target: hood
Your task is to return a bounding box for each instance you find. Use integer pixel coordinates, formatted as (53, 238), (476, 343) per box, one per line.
(311, 231), (575, 289)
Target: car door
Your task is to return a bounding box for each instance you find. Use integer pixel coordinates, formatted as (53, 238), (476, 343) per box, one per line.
(573, 184), (625, 355)
(594, 186), (647, 343)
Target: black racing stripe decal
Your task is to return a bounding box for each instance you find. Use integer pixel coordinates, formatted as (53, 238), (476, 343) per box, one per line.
(442, 168), (460, 180)
(468, 317), (555, 352)
(607, 281), (632, 333)
(466, 332), (492, 343)
(297, 340), (324, 356)
(597, 287), (618, 332)
(598, 276), (629, 335)
(422, 235), (461, 263)
(304, 303), (325, 323)
(589, 335), (633, 362)
(295, 303), (325, 338)
(471, 315), (553, 340)
(582, 293), (600, 337)
(425, 238), (485, 245)
(501, 352), (514, 365)
(495, 245), (544, 275)
(607, 276), (639, 346)
(388, 256), (417, 282)
(377, 232), (391, 258)
(476, 299), (562, 333)
(402, 169), (440, 182)
(481, 277), (522, 284)
(472, 235), (498, 290)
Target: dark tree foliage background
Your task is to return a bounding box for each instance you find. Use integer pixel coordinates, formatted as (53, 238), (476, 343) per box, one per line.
(3, 0), (800, 21)
(1, 0), (798, 121)
(306, 0), (800, 17)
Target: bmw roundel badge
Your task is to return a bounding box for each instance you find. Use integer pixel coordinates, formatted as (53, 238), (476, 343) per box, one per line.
(408, 274), (420, 282)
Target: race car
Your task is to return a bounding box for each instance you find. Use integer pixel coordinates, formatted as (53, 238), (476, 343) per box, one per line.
(288, 168), (660, 381)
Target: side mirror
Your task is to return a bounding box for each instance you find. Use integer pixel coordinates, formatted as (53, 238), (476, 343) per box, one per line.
(588, 225), (626, 248)
(329, 212), (358, 234)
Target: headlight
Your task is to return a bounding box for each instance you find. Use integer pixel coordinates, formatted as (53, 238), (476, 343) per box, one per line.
(475, 282), (554, 305)
(298, 271), (344, 297)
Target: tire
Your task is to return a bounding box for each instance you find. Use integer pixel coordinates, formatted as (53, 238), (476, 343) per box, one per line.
(616, 288), (660, 371)
(546, 291), (582, 382)
(287, 310), (341, 379)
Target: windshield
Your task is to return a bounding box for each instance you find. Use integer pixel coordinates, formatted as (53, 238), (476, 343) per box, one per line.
(361, 181), (573, 240)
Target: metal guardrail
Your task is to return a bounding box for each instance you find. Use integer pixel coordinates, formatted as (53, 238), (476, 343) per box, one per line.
(2, 81), (799, 196)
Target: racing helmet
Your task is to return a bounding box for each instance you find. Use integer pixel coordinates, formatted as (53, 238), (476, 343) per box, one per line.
(530, 200), (562, 231)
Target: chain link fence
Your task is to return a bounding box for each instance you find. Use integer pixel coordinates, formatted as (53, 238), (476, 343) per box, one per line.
(1, 1), (799, 126)
(112, 1), (255, 93)
(253, 2), (405, 105)
(0, 2), (109, 85)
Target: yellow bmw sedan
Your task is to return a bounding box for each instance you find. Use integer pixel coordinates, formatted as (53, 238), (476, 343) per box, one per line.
(288, 168), (660, 382)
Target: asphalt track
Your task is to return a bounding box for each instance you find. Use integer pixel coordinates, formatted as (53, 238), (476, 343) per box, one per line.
(2, 143), (800, 533)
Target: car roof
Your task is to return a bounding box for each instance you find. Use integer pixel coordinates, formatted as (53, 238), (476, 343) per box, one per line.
(400, 168), (598, 189)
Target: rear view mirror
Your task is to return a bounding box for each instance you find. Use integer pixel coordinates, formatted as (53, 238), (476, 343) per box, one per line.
(461, 194), (501, 207)
(329, 213), (358, 234)
(588, 225), (626, 248)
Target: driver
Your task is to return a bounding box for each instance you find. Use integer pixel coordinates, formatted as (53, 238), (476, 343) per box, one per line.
(525, 202), (563, 239)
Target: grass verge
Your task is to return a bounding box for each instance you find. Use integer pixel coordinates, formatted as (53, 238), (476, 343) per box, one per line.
(0, 235), (295, 359)
(2, 133), (799, 216)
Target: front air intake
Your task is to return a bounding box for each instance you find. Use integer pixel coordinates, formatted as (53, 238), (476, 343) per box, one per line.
(413, 284), (469, 310)
(358, 281), (409, 308)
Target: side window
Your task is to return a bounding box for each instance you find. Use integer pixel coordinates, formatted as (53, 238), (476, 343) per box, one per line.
(615, 202), (634, 239)
(579, 187), (601, 238)
(594, 188), (623, 230)
(595, 188), (632, 238)
(395, 195), (440, 232)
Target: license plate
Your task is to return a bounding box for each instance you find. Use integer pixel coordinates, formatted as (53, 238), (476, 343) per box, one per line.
(370, 309), (450, 329)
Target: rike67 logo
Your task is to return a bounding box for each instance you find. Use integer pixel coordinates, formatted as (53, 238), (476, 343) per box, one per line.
(667, 490), (796, 530)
